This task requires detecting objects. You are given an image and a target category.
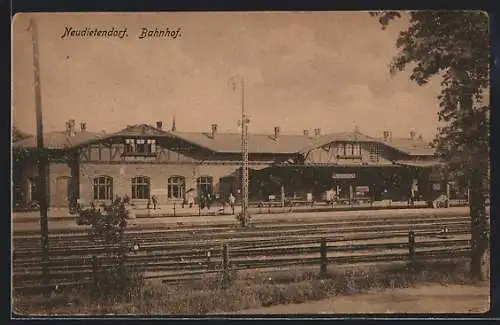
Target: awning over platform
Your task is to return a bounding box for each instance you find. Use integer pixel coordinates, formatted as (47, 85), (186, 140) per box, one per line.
(273, 163), (400, 168)
(220, 166), (271, 178)
(394, 160), (444, 168)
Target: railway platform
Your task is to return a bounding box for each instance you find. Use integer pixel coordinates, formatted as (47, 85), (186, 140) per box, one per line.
(12, 205), (475, 234)
(12, 199), (468, 222)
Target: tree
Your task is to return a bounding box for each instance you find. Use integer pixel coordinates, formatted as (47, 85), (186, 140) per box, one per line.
(371, 11), (489, 280)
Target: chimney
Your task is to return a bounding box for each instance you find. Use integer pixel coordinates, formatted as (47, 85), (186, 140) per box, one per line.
(171, 116), (177, 132)
(211, 123), (218, 138)
(156, 121), (163, 130)
(70, 119), (76, 136)
(303, 129), (310, 137)
(66, 119), (76, 136)
(383, 130), (392, 141)
(80, 122), (87, 132)
(410, 130), (416, 139)
(274, 126), (281, 140)
(354, 125), (360, 133)
(314, 128), (321, 137)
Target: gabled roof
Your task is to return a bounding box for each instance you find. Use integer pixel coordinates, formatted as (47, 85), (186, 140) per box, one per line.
(12, 131), (107, 149)
(12, 123), (436, 156)
(12, 124), (170, 150)
(375, 138), (436, 156)
(297, 131), (378, 154)
(297, 131), (436, 156)
(171, 131), (316, 154)
(112, 124), (170, 137)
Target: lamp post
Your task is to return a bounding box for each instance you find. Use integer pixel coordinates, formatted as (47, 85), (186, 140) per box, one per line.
(28, 17), (50, 288)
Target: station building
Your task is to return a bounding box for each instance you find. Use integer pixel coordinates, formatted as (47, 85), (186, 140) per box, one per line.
(13, 119), (450, 210)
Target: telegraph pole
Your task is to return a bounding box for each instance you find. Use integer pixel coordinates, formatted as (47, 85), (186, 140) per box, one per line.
(240, 78), (249, 221)
(28, 17), (50, 288)
(231, 75), (250, 222)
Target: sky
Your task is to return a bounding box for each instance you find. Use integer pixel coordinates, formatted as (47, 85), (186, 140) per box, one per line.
(12, 12), (446, 140)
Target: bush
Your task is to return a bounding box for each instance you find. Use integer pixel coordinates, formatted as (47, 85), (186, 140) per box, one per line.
(87, 197), (143, 300)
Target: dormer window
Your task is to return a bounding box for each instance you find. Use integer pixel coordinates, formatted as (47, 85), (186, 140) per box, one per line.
(124, 138), (156, 156)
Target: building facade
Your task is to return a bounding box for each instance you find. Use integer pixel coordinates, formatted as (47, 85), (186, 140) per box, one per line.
(13, 120), (448, 210)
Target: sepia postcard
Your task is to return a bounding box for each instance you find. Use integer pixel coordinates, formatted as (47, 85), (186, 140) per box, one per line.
(11, 11), (491, 317)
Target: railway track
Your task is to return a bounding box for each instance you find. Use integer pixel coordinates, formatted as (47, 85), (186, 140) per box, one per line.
(14, 213), (469, 247)
(12, 211), (475, 290)
(14, 245), (471, 288)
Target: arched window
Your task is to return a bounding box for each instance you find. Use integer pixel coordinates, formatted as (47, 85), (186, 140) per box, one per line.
(93, 176), (113, 200)
(168, 176), (185, 199)
(197, 176), (213, 195)
(132, 176), (150, 199)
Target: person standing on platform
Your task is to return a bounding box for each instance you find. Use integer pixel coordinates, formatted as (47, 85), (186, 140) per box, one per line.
(187, 192), (194, 208)
(229, 193), (236, 214)
(409, 180), (418, 206)
(206, 193), (212, 210)
(151, 195), (158, 210)
(331, 188), (337, 207)
(306, 192), (313, 207)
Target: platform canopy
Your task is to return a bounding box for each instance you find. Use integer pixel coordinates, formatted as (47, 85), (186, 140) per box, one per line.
(394, 160), (444, 168)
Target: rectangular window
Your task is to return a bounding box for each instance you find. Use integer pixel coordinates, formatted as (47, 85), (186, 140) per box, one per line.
(346, 144), (353, 156)
(336, 143), (362, 159)
(336, 145), (343, 157)
(123, 139), (156, 156)
(369, 143), (380, 162)
(197, 176), (214, 196)
(147, 139), (156, 153)
(125, 139), (135, 154)
(168, 176), (186, 199)
(93, 176), (113, 200)
(353, 144), (362, 157)
(132, 176), (150, 199)
(136, 139), (146, 153)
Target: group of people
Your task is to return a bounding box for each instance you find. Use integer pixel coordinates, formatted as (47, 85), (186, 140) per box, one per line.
(196, 192), (237, 214)
(325, 188), (338, 205)
(144, 192), (238, 214)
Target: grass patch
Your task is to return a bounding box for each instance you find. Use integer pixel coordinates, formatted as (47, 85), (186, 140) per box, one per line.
(13, 258), (486, 316)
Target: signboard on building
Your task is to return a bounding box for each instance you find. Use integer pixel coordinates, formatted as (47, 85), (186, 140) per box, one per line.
(355, 186), (369, 194)
(332, 173), (356, 180)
